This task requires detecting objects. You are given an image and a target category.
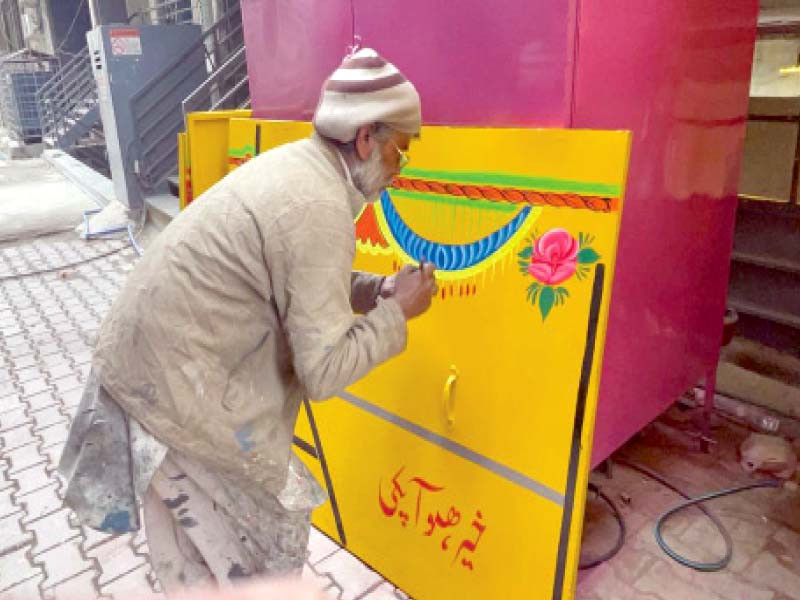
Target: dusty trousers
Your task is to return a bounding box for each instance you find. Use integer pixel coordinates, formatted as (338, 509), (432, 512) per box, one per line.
(143, 452), (312, 593)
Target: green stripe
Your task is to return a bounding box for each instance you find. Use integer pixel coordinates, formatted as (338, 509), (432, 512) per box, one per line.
(389, 188), (519, 213)
(230, 144), (255, 158)
(401, 168), (620, 197)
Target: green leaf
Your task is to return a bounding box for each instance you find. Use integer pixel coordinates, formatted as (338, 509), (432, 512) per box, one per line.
(539, 286), (555, 320)
(577, 247), (601, 264)
(579, 233), (596, 249)
(526, 283), (541, 304)
(518, 247), (533, 259)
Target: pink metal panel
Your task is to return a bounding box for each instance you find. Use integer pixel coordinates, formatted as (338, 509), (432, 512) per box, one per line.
(351, 0), (576, 127)
(242, 0), (576, 126)
(241, 0), (352, 120)
(571, 1), (759, 464)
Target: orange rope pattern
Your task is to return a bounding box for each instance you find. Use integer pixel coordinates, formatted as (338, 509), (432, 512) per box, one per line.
(392, 177), (618, 213)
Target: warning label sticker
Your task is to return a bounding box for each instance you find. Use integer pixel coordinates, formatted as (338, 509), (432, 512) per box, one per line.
(110, 29), (142, 56)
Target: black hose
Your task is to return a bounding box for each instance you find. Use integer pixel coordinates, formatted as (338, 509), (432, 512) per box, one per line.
(578, 482), (626, 569)
(617, 459), (780, 572)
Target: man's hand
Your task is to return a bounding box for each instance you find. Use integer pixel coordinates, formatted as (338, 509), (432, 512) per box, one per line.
(379, 264), (416, 299)
(392, 263), (437, 320)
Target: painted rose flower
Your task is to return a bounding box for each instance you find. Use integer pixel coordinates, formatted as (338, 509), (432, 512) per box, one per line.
(527, 228), (579, 285)
(518, 229), (601, 320)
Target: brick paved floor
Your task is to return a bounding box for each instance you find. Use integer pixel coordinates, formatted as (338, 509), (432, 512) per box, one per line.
(0, 238), (408, 600)
(0, 239), (157, 600)
(576, 415), (800, 600)
(1, 237), (798, 600)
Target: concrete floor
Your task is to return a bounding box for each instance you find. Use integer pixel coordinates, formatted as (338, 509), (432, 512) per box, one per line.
(0, 158), (97, 245)
(577, 409), (800, 600)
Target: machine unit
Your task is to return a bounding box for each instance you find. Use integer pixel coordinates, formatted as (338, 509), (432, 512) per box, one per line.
(87, 24), (206, 210)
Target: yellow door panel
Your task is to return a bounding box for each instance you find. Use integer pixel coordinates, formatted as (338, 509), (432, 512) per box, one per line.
(183, 116), (631, 599)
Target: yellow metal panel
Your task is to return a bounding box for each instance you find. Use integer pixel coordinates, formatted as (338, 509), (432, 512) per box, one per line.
(281, 123), (632, 600)
(186, 109), (252, 199)
(227, 119), (312, 172)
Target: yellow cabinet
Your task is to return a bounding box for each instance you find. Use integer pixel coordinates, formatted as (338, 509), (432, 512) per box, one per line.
(298, 126), (631, 600)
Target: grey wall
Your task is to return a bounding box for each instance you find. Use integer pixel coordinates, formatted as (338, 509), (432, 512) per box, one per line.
(19, 0), (51, 54)
(0, 0), (24, 53)
(88, 0), (127, 26)
(14, 0), (92, 58)
(47, 0), (92, 57)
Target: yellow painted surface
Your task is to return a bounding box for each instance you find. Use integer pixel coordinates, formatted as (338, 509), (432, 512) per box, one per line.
(186, 109), (251, 199)
(195, 117), (631, 599)
(227, 118), (312, 172)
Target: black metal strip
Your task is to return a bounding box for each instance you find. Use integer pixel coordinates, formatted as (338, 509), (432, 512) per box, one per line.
(292, 435), (318, 459)
(551, 263), (606, 600)
(255, 124), (261, 155)
(303, 397), (347, 546)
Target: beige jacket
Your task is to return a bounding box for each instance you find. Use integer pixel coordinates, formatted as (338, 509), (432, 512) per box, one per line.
(94, 135), (407, 495)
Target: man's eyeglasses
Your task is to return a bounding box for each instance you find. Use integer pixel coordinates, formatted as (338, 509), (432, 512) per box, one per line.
(391, 140), (409, 169)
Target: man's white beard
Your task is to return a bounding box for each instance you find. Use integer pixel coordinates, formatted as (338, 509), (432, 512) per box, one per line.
(350, 145), (392, 202)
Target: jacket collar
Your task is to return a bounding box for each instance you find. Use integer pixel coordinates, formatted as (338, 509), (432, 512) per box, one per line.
(310, 133), (367, 219)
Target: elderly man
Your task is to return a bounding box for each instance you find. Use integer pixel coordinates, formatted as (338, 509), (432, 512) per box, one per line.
(58, 48), (435, 592)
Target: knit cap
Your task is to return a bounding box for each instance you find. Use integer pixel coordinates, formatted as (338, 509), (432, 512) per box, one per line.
(313, 48), (421, 143)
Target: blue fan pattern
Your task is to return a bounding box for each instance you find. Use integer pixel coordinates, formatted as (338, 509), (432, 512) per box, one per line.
(380, 190), (533, 271)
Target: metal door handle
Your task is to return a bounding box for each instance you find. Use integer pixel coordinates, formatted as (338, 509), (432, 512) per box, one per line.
(442, 365), (459, 426)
